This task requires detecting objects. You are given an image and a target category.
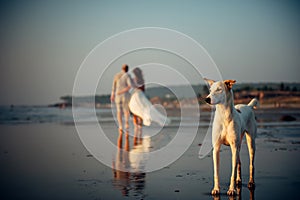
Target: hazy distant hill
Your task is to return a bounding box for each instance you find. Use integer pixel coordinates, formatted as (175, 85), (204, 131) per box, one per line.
(144, 85), (205, 99)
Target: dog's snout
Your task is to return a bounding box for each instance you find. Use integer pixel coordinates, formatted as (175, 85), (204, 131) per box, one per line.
(205, 97), (211, 104)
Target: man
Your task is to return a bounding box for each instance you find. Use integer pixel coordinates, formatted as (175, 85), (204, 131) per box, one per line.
(111, 64), (132, 133)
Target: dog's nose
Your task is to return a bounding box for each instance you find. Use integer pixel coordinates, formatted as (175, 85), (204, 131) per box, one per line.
(205, 97), (211, 104)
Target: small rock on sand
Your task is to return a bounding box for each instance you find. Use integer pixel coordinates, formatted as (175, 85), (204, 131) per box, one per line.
(280, 115), (296, 121)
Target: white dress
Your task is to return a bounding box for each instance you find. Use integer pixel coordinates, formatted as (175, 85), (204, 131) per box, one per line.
(129, 89), (170, 126)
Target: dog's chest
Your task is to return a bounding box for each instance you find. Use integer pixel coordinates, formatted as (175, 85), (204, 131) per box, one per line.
(212, 119), (239, 145)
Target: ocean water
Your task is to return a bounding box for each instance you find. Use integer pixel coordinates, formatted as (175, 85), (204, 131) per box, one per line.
(0, 106), (95, 125)
(1, 105), (300, 129)
(0, 105), (206, 126)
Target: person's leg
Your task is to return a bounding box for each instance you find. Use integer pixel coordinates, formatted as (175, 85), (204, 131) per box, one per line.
(138, 117), (143, 144)
(117, 130), (123, 148)
(123, 94), (130, 132)
(117, 110), (123, 131)
(115, 98), (123, 132)
(133, 115), (138, 145)
(124, 109), (130, 131)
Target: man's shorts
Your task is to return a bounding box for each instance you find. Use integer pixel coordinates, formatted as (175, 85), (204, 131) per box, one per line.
(115, 93), (130, 113)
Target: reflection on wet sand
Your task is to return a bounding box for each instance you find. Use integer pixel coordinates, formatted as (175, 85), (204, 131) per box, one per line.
(112, 131), (150, 198)
(212, 186), (255, 200)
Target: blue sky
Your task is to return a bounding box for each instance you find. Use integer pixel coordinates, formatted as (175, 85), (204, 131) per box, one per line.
(0, 0), (299, 105)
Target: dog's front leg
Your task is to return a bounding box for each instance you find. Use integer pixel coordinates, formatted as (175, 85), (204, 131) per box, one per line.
(227, 144), (239, 196)
(211, 145), (221, 195)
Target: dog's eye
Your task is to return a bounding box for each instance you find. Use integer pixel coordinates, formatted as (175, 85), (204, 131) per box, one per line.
(216, 88), (222, 92)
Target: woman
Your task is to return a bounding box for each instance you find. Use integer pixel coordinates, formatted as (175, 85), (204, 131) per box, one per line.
(129, 68), (170, 128)
(131, 68), (145, 145)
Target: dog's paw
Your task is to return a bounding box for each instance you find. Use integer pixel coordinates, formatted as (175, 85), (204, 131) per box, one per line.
(236, 179), (242, 187)
(227, 189), (236, 196)
(248, 181), (255, 189)
(211, 188), (220, 195)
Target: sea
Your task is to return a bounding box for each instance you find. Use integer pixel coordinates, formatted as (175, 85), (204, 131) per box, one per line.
(1, 105), (300, 128)
(0, 105), (89, 125)
(0, 105), (203, 126)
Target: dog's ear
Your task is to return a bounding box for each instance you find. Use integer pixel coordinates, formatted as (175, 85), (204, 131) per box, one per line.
(224, 80), (236, 90)
(204, 78), (215, 87)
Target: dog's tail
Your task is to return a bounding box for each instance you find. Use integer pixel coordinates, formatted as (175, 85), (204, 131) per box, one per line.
(248, 98), (259, 109)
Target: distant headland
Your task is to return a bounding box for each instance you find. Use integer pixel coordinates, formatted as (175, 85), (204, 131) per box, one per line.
(49, 82), (300, 109)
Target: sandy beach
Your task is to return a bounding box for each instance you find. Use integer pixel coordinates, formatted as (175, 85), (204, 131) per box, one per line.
(0, 108), (300, 200)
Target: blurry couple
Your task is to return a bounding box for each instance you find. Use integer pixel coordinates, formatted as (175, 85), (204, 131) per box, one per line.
(111, 64), (169, 144)
(111, 64), (168, 197)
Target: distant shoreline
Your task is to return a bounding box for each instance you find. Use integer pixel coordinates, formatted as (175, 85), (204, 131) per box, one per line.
(49, 82), (300, 109)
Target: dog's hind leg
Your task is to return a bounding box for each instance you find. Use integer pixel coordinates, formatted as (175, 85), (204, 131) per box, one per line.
(236, 132), (244, 187)
(245, 131), (256, 189)
(236, 154), (242, 187)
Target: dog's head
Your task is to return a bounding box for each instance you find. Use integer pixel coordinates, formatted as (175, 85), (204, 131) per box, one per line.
(204, 78), (236, 105)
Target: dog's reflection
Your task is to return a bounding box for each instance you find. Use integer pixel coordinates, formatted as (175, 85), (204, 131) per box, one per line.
(112, 131), (150, 198)
(212, 186), (255, 200)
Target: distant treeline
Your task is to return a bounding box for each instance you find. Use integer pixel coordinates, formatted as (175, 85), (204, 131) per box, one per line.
(233, 82), (299, 92)
(51, 82), (300, 107)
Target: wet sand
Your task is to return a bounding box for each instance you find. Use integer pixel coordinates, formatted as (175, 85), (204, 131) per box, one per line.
(0, 110), (300, 199)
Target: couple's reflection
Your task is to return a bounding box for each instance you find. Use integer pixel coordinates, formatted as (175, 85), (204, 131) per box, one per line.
(212, 186), (255, 200)
(112, 131), (150, 198)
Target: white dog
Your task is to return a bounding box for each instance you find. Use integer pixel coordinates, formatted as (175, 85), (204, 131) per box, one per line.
(204, 78), (258, 196)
